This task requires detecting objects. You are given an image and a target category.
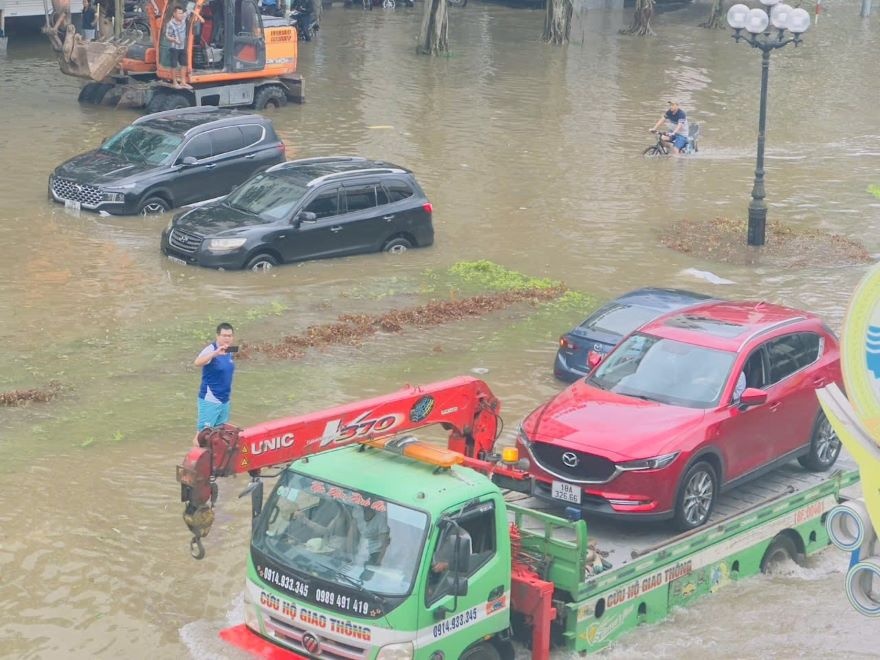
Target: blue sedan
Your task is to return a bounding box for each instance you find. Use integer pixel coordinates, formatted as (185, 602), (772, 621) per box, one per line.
(554, 287), (717, 382)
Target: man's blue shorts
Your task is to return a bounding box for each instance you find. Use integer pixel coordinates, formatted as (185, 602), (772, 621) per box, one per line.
(198, 398), (230, 431)
(672, 133), (688, 151)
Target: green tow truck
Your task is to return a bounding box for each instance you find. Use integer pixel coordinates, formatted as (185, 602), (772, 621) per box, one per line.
(177, 376), (858, 659)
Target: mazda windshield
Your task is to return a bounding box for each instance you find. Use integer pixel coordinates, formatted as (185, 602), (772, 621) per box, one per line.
(252, 471), (429, 598)
(587, 332), (736, 408)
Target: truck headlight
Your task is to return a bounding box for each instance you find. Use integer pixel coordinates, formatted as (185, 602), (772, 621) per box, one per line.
(206, 238), (247, 252)
(617, 452), (679, 471)
(376, 642), (413, 660)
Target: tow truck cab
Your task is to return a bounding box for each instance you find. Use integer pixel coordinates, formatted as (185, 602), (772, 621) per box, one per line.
(241, 443), (513, 659)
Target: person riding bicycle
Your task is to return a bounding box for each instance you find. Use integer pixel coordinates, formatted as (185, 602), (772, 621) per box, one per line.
(651, 101), (689, 155)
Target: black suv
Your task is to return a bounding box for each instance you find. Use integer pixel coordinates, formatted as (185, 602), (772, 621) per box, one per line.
(160, 156), (434, 271)
(49, 107), (285, 216)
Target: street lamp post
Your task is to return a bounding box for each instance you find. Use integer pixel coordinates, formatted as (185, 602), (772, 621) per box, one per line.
(726, 1), (811, 247)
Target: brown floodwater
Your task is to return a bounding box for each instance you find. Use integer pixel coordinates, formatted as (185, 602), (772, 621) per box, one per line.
(1, 0), (879, 657)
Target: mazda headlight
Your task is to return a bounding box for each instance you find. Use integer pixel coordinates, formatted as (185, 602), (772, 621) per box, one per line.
(206, 238), (247, 252)
(376, 642), (414, 660)
(617, 452), (679, 471)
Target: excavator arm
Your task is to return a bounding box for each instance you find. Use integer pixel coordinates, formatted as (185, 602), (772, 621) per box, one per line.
(177, 376), (527, 558)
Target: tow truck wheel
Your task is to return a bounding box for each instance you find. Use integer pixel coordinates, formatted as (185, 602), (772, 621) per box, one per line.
(760, 534), (801, 573)
(461, 642), (501, 660)
(253, 85), (287, 111)
(673, 460), (717, 531)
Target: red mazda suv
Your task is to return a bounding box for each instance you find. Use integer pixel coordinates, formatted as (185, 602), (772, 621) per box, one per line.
(517, 300), (843, 530)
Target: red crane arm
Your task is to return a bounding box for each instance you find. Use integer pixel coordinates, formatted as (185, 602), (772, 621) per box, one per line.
(177, 375), (502, 515)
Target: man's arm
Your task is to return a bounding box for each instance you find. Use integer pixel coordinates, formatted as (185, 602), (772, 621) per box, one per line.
(651, 114), (667, 132)
(194, 344), (224, 367)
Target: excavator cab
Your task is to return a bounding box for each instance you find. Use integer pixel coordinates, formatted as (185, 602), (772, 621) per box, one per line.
(156, 0), (267, 82)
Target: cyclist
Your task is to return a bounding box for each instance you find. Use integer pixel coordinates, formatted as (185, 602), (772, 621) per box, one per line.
(651, 101), (689, 155)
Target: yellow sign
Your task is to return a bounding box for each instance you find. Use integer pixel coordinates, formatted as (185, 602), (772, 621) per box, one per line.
(820, 264), (880, 540)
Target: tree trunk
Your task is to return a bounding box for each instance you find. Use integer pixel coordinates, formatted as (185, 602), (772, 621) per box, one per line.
(699, 0), (725, 28)
(543, 0), (573, 45)
(620, 0), (655, 36)
(417, 0), (448, 56)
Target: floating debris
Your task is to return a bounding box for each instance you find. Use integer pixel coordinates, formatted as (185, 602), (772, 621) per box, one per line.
(0, 381), (63, 406)
(254, 287), (567, 360)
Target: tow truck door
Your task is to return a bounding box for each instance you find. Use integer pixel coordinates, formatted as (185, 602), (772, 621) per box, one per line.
(416, 499), (510, 657)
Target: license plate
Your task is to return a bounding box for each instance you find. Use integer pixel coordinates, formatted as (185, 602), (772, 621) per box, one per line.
(64, 199), (81, 211)
(167, 255), (187, 266)
(551, 480), (581, 504)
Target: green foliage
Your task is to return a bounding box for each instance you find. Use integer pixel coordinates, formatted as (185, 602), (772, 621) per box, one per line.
(868, 184), (880, 200)
(446, 260), (560, 292)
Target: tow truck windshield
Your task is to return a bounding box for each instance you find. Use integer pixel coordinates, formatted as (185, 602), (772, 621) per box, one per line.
(253, 471), (429, 598)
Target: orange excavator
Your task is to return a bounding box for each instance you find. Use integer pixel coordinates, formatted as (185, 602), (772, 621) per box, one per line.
(43, 0), (303, 111)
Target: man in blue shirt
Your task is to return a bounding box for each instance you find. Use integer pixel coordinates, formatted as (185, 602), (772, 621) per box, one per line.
(193, 322), (236, 445)
(651, 100), (690, 155)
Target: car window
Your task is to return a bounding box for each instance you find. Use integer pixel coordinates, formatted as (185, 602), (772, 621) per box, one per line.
(240, 124), (264, 148)
(344, 185), (377, 213)
(223, 171), (308, 222)
(766, 333), (822, 385)
(211, 127), (246, 156)
(303, 187), (340, 220)
(383, 180), (414, 203)
(427, 502), (496, 605)
(178, 134), (213, 161)
(582, 304), (657, 336)
(100, 125), (183, 166)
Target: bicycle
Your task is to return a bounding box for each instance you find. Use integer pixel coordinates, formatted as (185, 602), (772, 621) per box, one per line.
(643, 124), (700, 158)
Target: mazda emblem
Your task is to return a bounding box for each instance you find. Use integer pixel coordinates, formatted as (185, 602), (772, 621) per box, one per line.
(302, 632), (321, 655)
(562, 451), (579, 468)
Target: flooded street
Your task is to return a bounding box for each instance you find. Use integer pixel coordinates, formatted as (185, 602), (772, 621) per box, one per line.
(1, 0), (880, 657)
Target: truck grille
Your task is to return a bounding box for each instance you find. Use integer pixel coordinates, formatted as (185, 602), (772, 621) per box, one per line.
(529, 442), (618, 483)
(169, 228), (203, 254)
(265, 615), (367, 659)
(51, 177), (102, 208)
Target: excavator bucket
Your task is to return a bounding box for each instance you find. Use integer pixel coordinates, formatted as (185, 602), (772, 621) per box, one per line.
(53, 25), (135, 82)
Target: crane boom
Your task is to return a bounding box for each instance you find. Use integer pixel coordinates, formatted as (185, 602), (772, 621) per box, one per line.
(176, 376), (514, 558)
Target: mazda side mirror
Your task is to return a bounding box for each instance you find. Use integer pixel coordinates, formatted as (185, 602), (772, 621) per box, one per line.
(739, 388), (768, 407)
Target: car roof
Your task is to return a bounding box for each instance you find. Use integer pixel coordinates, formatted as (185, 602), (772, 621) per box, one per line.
(640, 300), (818, 352)
(611, 287), (715, 310)
(266, 156), (411, 184)
(132, 107), (267, 135)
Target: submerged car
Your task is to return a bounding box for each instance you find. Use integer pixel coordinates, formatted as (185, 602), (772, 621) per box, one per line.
(49, 107), (285, 216)
(519, 300), (843, 531)
(160, 156), (434, 271)
(554, 287), (715, 382)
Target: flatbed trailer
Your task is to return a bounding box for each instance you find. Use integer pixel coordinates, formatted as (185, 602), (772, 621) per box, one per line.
(506, 457), (859, 655)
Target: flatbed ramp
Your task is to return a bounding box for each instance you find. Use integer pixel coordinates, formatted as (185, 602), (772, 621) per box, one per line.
(498, 455), (858, 655)
(505, 454), (858, 568)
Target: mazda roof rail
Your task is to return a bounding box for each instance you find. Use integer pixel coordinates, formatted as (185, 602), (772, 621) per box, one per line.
(133, 105), (224, 125)
(308, 167), (406, 186)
